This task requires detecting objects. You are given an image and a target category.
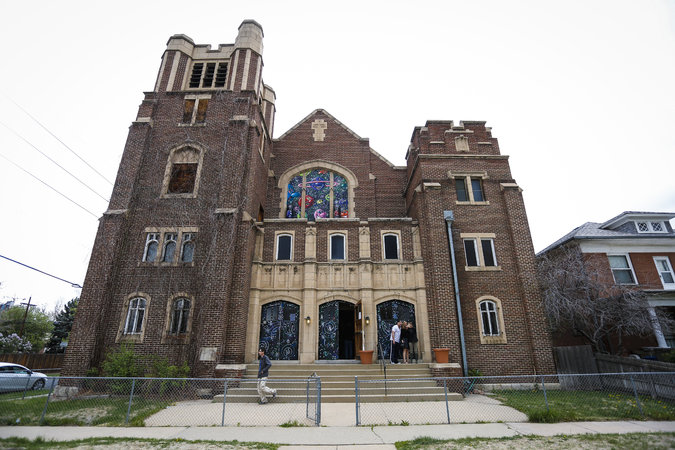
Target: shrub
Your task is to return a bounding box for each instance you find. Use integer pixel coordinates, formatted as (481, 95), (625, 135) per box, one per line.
(101, 344), (142, 378)
(0, 333), (32, 353)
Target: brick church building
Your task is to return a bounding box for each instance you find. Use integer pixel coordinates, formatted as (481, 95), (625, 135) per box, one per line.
(63, 20), (554, 377)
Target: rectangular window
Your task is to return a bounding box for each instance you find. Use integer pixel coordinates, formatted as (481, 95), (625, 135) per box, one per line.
(455, 176), (486, 203)
(463, 237), (497, 268)
(330, 234), (346, 260)
(383, 234), (399, 260)
(276, 234), (292, 260)
(608, 255), (636, 284)
(464, 239), (479, 266)
(124, 298), (146, 335)
(182, 98), (209, 124)
(654, 256), (675, 289)
(168, 163), (198, 194)
(455, 178), (469, 202)
(635, 221), (667, 233)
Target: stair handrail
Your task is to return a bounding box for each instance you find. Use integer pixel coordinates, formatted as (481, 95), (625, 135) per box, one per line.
(377, 340), (388, 396)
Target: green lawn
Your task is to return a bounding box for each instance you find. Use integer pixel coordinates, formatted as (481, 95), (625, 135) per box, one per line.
(492, 389), (675, 422)
(0, 394), (169, 426)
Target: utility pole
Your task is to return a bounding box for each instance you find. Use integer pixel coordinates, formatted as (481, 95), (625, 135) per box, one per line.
(19, 297), (33, 338)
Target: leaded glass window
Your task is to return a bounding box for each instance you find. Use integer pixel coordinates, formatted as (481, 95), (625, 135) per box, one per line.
(479, 300), (500, 336)
(285, 169), (349, 220)
(124, 298), (146, 334)
(169, 298), (190, 335)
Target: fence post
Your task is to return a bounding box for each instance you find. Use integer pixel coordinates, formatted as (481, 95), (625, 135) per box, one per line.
(306, 377), (310, 419)
(629, 375), (644, 417)
(22, 375), (32, 400)
(316, 377), (321, 426)
(38, 376), (57, 425)
(541, 376), (549, 412)
(125, 378), (136, 425)
(444, 378), (450, 424)
(355, 376), (360, 426)
(221, 379), (228, 427)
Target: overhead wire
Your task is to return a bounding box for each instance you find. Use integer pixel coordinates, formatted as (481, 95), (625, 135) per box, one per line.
(0, 254), (82, 288)
(0, 121), (110, 203)
(0, 152), (99, 219)
(6, 96), (115, 186)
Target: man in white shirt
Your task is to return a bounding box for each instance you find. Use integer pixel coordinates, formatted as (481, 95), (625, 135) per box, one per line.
(390, 320), (402, 364)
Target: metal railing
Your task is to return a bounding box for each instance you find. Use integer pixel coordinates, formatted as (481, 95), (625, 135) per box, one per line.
(2, 372), (673, 427)
(0, 376), (321, 427)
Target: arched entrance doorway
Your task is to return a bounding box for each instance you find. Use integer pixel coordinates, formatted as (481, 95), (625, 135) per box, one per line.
(318, 300), (357, 360)
(376, 300), (415, 360)
(259, 301), (300, 360)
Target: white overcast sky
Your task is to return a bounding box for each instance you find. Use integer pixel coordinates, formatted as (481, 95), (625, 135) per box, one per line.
(1, 0), (674, 311)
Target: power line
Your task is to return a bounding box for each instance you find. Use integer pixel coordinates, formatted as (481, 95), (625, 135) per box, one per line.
(0, 152), (99, 219)
(0, 254), (83, 288)
(0, 121), (109, 203)
(7, 96), (115, 186)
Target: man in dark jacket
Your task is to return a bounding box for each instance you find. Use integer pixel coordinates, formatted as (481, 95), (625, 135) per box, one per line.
(257, 348), (277, 404)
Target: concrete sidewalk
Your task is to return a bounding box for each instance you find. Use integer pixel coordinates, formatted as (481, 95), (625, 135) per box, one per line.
(1, 421), (674, 446)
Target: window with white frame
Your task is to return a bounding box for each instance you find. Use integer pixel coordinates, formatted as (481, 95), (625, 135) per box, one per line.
(162, 233), (178, 262)
(475, 296), (507, 344)
(383, 233), (400, 260)
(455, 176), (486, 203)
(479, 300), (500, 336)
(181, 233), (196, 263)
(330, 233), (346, 260)
(143, 233), (159, 262)
(608, 254), (637, 284)
(635, 221), (667, 233)
(182, 96), (209, 125)
(276, 233), (293, 261)
(124, 297), (146, 335)
(654, 256), (675, 289)
(142, 228), (197, 265)
(188, 61), (228, 89)
(461, 234), (498, 269)
(169, 298), (191, 335)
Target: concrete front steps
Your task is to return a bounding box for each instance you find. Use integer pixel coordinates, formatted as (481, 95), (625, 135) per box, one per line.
(217, 362), (463, 403)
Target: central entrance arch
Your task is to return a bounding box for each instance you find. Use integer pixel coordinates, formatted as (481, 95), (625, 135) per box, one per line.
(318, 300), (356, 360)
(376, 300), (416, 360)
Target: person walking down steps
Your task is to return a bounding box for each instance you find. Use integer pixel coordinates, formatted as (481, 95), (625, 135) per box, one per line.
(257, 348), (277, 404)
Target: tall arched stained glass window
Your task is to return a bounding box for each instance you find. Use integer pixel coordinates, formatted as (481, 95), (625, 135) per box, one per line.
(285, 169), (349, 220)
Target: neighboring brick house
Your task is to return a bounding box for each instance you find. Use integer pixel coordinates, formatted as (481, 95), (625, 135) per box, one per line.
(63, 20), (554, 378)
(538, 211), (675, 352)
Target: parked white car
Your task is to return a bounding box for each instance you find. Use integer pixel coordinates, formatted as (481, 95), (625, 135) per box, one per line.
(0, 362), (48, 391)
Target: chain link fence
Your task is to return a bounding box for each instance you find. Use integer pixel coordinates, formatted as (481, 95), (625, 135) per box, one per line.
(1, 372), (673, 427)
(354, 372), (675, 426)
(0, 376), (321, 427)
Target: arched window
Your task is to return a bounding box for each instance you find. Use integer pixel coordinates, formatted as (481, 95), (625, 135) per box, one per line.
(124, 297), (146, 335)
(475, 296), (507, 344)
(162, 146), (204, 197)
(143, 233), (159, 262)
(162, 233), (177, 262)
(181, 233), (195, 263)
(285, 169), (349, 220)
(479, 300), (499, 336)
(169, 298), (191, 335)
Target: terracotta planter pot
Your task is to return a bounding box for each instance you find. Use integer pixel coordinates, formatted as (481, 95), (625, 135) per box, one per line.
(433, 348), (450, 363)
(359, 350), (374, 364)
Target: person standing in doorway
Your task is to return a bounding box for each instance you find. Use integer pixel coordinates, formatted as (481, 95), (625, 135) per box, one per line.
(390, 320), (402, 364)
(257, 348), (277, 404)
(401, 320), (410, 364)
(407, 321), (419, 363)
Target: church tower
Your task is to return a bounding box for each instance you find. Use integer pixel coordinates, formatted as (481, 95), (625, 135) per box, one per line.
(64, 20), (275, 376)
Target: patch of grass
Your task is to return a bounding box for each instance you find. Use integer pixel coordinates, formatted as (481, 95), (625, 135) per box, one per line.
(0, 389), (49, 400)
(492, 389), (675, 422)
(279, 419), (307, 427)
(0, 436), (279, 449)
(0, 394), (169, 426)
(395, 432), (675, 450)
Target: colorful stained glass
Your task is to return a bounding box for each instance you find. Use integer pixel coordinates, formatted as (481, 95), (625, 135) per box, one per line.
(285, 175), (303, 218)
(333, 173), (349, 217)
(285, 169), (350, 220)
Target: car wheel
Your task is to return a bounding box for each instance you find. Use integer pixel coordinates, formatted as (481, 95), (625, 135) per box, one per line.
(31, 379), (45, 390)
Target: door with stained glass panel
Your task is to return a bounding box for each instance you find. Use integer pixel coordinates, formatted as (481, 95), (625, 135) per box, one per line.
(258, 301), (300, 360)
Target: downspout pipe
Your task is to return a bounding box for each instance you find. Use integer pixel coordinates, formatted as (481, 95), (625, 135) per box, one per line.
(444, 210), (468, 377)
